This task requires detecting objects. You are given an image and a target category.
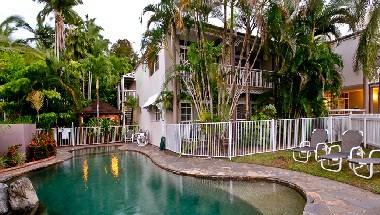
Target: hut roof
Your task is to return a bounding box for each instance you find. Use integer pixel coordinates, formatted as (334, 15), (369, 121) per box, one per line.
(81, 101), (121, 115)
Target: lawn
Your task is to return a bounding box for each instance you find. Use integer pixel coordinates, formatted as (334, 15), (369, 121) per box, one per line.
(232, 149), (380, 194)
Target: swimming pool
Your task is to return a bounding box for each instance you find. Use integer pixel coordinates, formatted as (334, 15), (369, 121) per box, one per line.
(27, 149), (305, 215)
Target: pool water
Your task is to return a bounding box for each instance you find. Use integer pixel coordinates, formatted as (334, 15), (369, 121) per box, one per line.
(27, 150), (305, 215)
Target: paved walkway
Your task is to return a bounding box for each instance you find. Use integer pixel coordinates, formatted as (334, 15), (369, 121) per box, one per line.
(1, 144), (380, 215)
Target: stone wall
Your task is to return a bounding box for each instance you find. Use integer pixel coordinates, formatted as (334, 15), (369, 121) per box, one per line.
(0, 124), (36, 155)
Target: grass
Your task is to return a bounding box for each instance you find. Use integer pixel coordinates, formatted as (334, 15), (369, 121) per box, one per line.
(232, 149), (380, 194)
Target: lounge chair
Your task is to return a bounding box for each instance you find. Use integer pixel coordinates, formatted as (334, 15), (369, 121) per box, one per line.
(136, 130), (149, 146)
(292, 129), (328, 163)
(348, 149), (380, 179)
(125, 130), (134, 142)
(320, 130), (363, 172)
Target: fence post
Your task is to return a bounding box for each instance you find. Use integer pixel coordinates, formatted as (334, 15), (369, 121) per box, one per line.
(271, 119), (276, 151)
(363, 115), (367, 148)
(348, 114), (352, 130)
(228, 121), (232, 160)
(178, 124), (182, 155)
(71, 123), (75, 146)
(329, 116), (333, 143)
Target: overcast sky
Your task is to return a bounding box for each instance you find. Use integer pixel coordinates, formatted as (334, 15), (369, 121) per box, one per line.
(0, 0), (159, 51)
(1, 0), (350, 52)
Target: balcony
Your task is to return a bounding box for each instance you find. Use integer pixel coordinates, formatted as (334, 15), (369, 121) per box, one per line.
(179, 65), (273, 94)
(123, 90), (137, 98)
(226, 67), (273, 89)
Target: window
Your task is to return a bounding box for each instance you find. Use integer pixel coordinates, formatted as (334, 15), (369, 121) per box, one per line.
(149, 55), (160, 76)
(180, 102), (192, 122)
(155, 106), (162, 121)
(236, 104), (246, 120)
(179, 40), (189, 64)
(154, 55), (159, 71)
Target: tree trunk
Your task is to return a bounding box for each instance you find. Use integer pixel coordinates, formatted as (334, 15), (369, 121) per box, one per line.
(54, 10), (65, 60)
(172, 24), (178, 123)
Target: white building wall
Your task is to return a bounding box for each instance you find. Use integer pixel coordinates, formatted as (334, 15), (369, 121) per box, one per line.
(136, 48), (174, 146)
(332, 36), (363, 88)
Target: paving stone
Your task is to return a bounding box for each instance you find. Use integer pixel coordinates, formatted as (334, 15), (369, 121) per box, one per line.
(1, 143), (379, 215)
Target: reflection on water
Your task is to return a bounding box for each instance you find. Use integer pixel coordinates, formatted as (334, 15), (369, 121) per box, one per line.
(82, 159), (88, 185)
(28, 152), (305, 215)
(111, 154), (119, 178)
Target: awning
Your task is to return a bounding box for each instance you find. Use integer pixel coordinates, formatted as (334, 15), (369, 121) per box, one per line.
(142, 93), (160, 108)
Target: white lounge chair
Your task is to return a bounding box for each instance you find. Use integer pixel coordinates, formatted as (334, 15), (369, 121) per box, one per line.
(292, 129), (328, 163)
(320, 130), (364, 172)
(348, 149), (380, 179)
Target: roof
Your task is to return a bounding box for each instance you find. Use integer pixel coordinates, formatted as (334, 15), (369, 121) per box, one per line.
(330, 31), (363, 44)
(81, 101), (121, 115)
(142, 93), (160, 108)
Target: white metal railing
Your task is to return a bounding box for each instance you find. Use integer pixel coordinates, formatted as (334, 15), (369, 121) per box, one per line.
(179, 64), (273, 89)
(36, 125), (139, 147)
(329, 109), (366, 116)
(123, 90), (137, 98)
(166, 115), (380, 159)
(226, 67), (273, 88)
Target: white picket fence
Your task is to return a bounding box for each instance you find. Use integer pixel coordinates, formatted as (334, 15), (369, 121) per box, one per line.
(37, 125), (139, 147)
(166, 115), (380, 159)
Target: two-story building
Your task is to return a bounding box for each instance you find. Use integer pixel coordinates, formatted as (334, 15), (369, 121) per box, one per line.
(328, 32), (379, 115)
(119, 25), (274, 146)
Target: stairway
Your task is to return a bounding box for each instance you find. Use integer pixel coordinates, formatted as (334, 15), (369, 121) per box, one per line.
(124, 107), (134, 125)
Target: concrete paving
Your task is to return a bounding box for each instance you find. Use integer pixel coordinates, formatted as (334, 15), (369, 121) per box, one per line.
(1, 143), (380, 215)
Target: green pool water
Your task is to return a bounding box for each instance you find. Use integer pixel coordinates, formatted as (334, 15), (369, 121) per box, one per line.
(27, 149), (305, 215)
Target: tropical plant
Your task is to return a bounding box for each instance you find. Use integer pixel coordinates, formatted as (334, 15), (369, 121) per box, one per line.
(34, 0), (83, 59)
(26, 90), (44, 121)
(5, 144), (25, 167)
(125, 96), (138, 109)
(157, 90), (173, 110)
(26, 133), (57, 162)
(264, 0), (349, 118)
(251, 104), (277, 121)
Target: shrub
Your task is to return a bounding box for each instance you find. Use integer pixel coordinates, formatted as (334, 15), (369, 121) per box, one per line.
(26, 133), (57, 162)
(0, 157), (6, 170)
(5, 145), (25, 167)
(251, 104), (277, 121)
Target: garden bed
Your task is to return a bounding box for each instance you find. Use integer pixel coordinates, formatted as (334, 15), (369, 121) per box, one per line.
(232, 150), (380, 194)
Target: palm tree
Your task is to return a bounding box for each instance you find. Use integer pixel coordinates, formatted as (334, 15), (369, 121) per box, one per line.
(265, 0), (355, 117)
(349, 1), (380, 112)
(33, 0), (83, 59)
(0, 15), (45, 59)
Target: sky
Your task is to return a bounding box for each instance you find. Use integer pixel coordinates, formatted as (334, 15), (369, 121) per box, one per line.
(0, 0), (351, 52)
(0, 0), (158, 51)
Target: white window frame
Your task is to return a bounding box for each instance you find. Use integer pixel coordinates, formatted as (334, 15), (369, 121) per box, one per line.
(180, 102), (192, 123)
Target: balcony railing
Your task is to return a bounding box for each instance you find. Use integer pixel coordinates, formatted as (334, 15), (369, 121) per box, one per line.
(180, 65), (274, 89)
(226, 67), (273, 88)
(123, 90), (137, 98)
(328, 109), (366, 116)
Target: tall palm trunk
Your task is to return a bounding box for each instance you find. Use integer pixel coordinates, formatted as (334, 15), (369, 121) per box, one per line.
(172, 24), (178, 123)
(54, 10), (65, 60)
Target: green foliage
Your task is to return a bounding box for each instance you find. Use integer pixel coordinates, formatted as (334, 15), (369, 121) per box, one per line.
(38, 112), (58, 129)
(0, 115), (33, 124)
(251, 104), (277, 121)
(0, 156), (6, 169)
(26, 132), (57, 162)
(157, 90), (173, 110)
(5, 144), (25, 167)
(125, 96), (138, 108)
(265, 0), (344, 118)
